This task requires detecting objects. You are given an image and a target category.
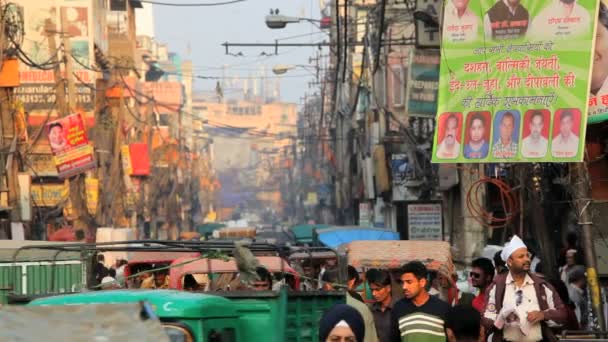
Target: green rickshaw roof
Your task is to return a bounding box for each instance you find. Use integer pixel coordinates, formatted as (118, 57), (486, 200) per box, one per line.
(29, 290), (238, 319)
(196, 223), (227, 235)
(289, 224), (331, 242)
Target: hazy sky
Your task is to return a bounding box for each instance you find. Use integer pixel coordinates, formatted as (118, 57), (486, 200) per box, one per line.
(152, 0), (326, 104)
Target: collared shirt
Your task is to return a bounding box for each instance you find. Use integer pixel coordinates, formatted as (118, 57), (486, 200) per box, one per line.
(369, 298), (398, 342)
(551, 133), (579, 158)
(521, 136), (548, 158)
(443, 2), (480, 43)
(492, 139), (518, 159)
(529, 0), (590, 40)
(436, 141), (461, 159)
(484, 273), (558, 342)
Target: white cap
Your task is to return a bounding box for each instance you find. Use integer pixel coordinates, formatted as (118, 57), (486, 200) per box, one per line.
(501, 235), (527, 262)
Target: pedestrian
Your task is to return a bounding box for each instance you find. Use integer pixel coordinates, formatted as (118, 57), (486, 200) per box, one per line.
(348, 265), (365, 303)
(559, 249), (578, 284)
(183, 274), (201, 291)
(470, 258), (495, 313)
(142, 268), (170, 289)
(322, 269), (379, 342)
(115, 259), (128, 286)
(252, 267), (273, 291)
(101, 268), (120, 290)
(482, 235), (568, 342)
(300, 259), (318, 291)
(445, 305), (484, 342)
(93, 254), (108, 286)
(366, 269), (398, 342)
(319, 304), (366, 342)
(390, 261), (450, 342)
(547, 278), (580, 332)
(567, 266), (589, 329)
(493, 251), (508, 275)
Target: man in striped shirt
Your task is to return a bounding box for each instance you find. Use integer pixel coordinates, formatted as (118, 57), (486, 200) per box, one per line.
(390, 261), (450, 342)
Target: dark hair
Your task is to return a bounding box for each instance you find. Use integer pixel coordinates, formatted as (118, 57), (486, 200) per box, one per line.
(348, 265), (360, 283)
(568, 266), (586, 284)
(502, 111), (515, 123)
(494, 251), (506, 269)
(548, 278), (573, 306)
(367, 269), (391, 287)
(49, 122), (63, 131)
(600, 2), (608, 30)
(256, 266), (272, 284)
(118, 259), (128, 267)
(447, 114), (459, 126)
(470, 112), (486, 127)
(400, 261), (428, 280)
(301, 259), (313, 268)
(445, 305), (481, 340)
(97, 254), (105, 262)
(322, 269), (339, 283)
(472, 257), (495, 278)
(530, 111), (544, 123)
(183, 274), (199, 289)
(560, 110), (574, 122)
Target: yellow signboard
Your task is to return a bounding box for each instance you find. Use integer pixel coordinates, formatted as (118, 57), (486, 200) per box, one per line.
(31, 183), (68, 207)
(85, 177), (99, 215)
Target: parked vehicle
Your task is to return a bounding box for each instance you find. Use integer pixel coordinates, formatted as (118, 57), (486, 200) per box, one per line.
(169, 255), (300, 290)
(0, 240), (87, 305)
(0, 302), (169, 341)
(345, 240), (457, 302)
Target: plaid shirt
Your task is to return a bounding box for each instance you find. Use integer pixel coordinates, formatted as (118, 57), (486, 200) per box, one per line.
(492, 140), (518, 159)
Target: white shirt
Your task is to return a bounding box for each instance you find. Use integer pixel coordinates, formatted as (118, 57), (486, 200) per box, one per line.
(551, 133), (579, 158)
(529, 0), (590, 40)
(443, 2), (480, 43)
(436, 141), (461, 159)
(484, 273), (556, 342)
(521, 136), (548, 158)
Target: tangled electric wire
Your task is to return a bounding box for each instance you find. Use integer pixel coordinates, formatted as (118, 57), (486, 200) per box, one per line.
(466, 176), (519, 229)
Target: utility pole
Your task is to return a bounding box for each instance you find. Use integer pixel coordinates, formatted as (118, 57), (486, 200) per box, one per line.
(571, 162), (606, 330)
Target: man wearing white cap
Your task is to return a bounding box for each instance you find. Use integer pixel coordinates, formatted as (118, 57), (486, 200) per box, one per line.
(482, 235), (568, 342)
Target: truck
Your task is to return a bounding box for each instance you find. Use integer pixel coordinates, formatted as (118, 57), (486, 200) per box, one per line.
(21, 240), (346, 341)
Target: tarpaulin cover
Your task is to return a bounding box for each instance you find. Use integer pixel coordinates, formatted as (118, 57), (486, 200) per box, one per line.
(345, 240), (455, 282)
(0, 240), (82, 262)
(0, 303), (170, 342)
(316, 227), (400, 249)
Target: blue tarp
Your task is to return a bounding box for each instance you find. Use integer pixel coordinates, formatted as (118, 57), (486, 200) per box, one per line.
(316, 227), (400, 249)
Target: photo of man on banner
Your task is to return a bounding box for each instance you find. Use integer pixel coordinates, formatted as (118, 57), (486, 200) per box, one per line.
(484, 0), (530, 41)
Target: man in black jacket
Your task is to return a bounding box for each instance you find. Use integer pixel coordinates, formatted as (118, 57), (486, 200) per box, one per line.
(484, 0), (530, 40)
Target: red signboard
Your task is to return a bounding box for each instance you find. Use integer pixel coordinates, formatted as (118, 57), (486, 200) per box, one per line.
(46, 113), (96, 178)
(129, 143), (151, 176)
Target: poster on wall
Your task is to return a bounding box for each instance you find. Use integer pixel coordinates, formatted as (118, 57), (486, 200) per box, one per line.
(46, 113), (96, 178)
(407, 202), (443, 241)
(432, 0), (600, 163)
(589, 0), (608, 125)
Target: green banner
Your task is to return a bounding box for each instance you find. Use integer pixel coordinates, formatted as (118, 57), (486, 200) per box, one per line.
(432, 0), (600, 163)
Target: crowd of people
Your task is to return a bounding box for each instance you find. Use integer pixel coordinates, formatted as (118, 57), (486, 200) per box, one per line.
(318, 235), (591, 342)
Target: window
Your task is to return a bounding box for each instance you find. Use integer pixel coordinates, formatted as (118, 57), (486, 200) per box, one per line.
(163, 324), (195, 342)
(208, 328), (236, 342)
(391, 64), (405, 107)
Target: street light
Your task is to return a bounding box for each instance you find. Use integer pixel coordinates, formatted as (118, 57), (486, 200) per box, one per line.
(272, 64), (317, 76)
(265, 8), (322, 29)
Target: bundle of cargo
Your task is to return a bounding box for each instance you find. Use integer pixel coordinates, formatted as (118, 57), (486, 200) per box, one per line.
(216, 227), (256, 239)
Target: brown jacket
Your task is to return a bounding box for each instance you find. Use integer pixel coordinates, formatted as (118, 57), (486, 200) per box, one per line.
(481, 273), (568, 342)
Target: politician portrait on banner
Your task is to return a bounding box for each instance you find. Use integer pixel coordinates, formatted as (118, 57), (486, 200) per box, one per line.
(432, 0), (598, 163)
